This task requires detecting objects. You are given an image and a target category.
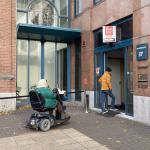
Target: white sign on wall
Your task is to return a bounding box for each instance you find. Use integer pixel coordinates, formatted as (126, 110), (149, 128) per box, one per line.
(103, 26), (116, 43)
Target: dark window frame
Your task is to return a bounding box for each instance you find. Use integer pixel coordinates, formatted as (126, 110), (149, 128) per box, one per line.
(93, 0), (105, 6)
(94, 15), (133, 48)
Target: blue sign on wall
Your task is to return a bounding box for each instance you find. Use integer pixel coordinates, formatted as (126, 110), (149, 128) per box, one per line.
(136, 44), (148, 61)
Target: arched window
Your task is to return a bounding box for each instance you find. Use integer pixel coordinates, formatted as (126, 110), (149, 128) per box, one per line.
(28, 0), (58, 26)
(17, 0), (69, 27)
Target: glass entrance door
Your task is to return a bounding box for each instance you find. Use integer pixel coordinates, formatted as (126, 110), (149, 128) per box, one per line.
(94, 52), (105, 108)
(94, 46), (133, 116)
(125, 46), (133, 115)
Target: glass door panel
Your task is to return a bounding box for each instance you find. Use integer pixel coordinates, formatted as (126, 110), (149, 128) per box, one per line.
(44, 42), (56, 89)
(17, 40), (28, 95)
(75, 39), (81, 101)
(94, 52), (105, 108)
(56, 43), (67, 90)
(29, 41), (41, 89)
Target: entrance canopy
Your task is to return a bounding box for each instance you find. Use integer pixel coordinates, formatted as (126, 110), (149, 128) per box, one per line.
(17, 24), (81, 43)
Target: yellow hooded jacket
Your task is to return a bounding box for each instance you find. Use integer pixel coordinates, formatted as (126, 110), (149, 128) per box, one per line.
(98, 71), (112, 90)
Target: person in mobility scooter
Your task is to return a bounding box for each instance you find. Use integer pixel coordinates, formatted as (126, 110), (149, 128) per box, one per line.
(26, 79), (70, 132)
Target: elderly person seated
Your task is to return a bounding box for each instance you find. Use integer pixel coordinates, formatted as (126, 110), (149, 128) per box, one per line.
(36, 79), (63, 115)
(36, 79), (57, 109)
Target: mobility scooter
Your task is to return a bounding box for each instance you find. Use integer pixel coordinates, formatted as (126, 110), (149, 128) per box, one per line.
(26, 88), (70, 132)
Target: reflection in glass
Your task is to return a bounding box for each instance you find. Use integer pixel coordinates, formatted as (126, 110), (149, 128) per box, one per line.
(54, 0), (68, 16)
(94, 53), (103, 108)
(59, 17), (68, 28)
(75, 0), (82, 16)
(17, 0), (69, 27)
(17, 40), (28, 95)
(17, 12), (27, 24)
(29, 41), (41, 89)
(57, 43), (67, 90)
(126, 46), (133, 115)
(44, 42), (56, 89)
(28, 0), (58, 26)
(17, 0), (28, 10)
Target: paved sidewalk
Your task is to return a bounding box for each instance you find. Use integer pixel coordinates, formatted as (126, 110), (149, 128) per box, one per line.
(0, 102), (150, 150)
(0, 128), (109, 150)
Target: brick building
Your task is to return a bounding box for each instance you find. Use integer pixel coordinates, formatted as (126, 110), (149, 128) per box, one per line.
(0, 0), (150, 125)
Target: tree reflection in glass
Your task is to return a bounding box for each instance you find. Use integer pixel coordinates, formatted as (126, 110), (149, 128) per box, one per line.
(28, 0), (58, 26)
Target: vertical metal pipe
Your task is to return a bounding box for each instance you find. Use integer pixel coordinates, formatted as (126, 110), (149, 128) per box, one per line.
(41, 41), (45, 79)
(67, 44), (71, 99)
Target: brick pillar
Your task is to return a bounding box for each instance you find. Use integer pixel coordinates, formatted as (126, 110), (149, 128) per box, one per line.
(0, 0), (16, 112)
(133, 0), (150, 124)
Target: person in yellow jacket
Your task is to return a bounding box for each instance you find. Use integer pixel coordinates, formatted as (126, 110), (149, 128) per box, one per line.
(98, 67), (116, 114)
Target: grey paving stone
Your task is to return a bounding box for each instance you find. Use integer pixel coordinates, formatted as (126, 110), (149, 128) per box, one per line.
(0, 102), (149, 150)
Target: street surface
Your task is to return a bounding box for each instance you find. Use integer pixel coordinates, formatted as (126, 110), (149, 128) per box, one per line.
(0, 102), (150, 150)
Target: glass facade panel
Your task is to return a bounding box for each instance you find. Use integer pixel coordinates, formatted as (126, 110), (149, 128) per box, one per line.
(29, 41), (41, 89)
(17, 40), (28, 95)
(17, 12), (27, 24)
(75, 0), (82, 16)
(44, 42), (56, 89)
(17, 40), (68, 94)
(55, 0), (68, 16)
(17, 0), (28, 10)
(56, 43), (67, 90)
(28, 0), (58, 26)
(59, 17), (68, 28)
(17, 0), (69, 27)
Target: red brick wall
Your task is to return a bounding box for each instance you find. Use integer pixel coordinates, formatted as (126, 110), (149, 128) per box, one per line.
(71, 0), (150, 97)
(0, 0), (16, 93)
(133, 0), (150, 96)
(70, 0), (133, 91)
(70, 0), (94, 91)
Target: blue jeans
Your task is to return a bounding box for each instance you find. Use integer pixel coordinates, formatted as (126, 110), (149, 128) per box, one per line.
(101, 90), (115, 112)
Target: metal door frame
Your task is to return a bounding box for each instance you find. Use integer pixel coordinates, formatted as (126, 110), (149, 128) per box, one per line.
(94, 39), (133, 115)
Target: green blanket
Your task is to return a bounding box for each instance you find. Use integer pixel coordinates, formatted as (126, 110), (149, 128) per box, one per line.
(36, 87), (57, 108)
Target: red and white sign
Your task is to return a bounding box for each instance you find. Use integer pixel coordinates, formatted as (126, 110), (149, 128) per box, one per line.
(103, 26), (116, 43)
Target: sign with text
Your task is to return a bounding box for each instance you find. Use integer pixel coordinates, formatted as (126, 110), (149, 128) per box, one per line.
(103, 26), (116, 43)
(136, 44), (148, 61)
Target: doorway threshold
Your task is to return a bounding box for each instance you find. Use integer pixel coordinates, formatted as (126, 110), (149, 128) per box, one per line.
(116, 113), (134, 120)
(91, 108), (134, 120)
(91, 107), (102, 113)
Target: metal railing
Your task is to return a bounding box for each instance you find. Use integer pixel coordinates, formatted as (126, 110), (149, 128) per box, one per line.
(0, 90), (90, 113)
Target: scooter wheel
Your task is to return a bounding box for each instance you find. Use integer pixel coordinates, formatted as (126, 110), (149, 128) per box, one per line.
(39, 119), (51, 132)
